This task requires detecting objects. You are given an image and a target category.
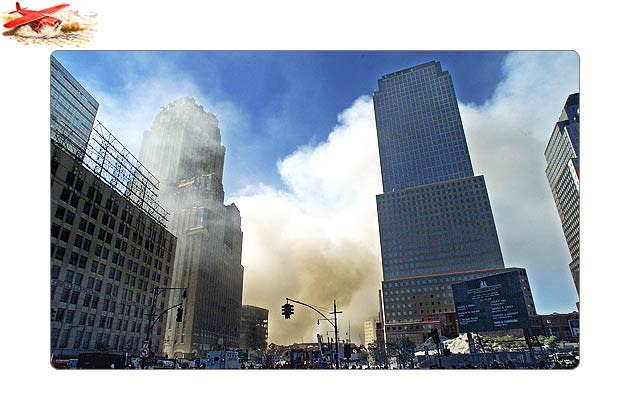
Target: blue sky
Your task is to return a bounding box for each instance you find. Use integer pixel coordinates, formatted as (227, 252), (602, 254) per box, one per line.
(53, 51), (579, 343)
(54, 51), (507, 193)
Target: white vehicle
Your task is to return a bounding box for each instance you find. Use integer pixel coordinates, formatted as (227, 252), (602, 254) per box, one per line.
(205, 350), (241, 369)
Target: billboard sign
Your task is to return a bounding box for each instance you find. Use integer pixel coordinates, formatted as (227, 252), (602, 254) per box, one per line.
(452, 271), (530, 333)
(568, 318), (579, 337)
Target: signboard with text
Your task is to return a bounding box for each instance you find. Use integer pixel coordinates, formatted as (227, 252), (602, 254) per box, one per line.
(452, 271), (530, 333)
(568, 319), (579, 337)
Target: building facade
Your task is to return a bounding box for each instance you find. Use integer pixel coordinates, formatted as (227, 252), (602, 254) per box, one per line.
(240, 305), (269, 351)
(530, 311), (579, 341)
(544, 93), (580, 296)
(50, 55), (98, 161)
(50, 59), (176, 358)
(373, 61), (535, 348)
(139, 98), (244, 357)
(364, 319), (377, 347)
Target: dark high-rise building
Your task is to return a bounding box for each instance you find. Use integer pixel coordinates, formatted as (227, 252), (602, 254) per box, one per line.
(139, 98), (244, 357)
(240, 305), (269, 351)
(544, 93), (580, 296)
(373, 61), (536, 347)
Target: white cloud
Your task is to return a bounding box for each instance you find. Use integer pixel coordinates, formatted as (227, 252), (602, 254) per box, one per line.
(460, 51), (580, 312)
(76, 61), (247, 160)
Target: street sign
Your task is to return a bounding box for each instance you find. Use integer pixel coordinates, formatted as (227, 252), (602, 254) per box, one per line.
(452, 271), (530, 333)
(568, 319), (579, 337)
(140, 348), (149, 358)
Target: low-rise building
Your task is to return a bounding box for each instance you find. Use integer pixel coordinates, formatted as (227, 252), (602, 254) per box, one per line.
(240, 305), (269, 351)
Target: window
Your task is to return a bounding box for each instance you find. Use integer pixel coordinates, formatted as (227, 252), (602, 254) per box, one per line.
(70, 291), (79, 305)
(65, 211), (75, 225)
(74, 273), (83, 286)
(51, 265), (61, 280)
(83, 295), (92, 307)
(65, 171), (76, 185)
(51, 224), (61, 238)
(55, 308), (65, 322)
(54, 206), (66, 223)
(60, 188), (71, 203)
(78, 255), (87, 269)
(60, 229), (70, 242)
(54, 246), (65, 261)
(65, 309), (75, 324)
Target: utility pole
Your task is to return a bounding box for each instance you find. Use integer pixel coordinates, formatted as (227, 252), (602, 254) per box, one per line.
(285, 297), (342, 369)
(333, 300), (340, 369)
(145, 287), (187, 356)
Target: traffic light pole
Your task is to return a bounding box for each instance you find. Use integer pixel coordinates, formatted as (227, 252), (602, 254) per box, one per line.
(145, 287), (187, 354)
(285, 298), (342, 369)
(333, 300), (340, 370)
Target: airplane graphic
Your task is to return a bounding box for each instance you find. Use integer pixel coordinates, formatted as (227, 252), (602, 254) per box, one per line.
(3, 2), (69, 33)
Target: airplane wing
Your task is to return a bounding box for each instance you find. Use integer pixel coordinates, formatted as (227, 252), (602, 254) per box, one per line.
(3, 12), (44, 28)
(38, 3), (70, 15)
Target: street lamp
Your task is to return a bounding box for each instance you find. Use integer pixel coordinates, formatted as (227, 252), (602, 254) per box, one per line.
(144, 287), (187, 357)
(283, 298), (342, 369)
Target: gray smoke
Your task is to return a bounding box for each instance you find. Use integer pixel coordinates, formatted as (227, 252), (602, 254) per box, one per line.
(230, 96), (384, 345)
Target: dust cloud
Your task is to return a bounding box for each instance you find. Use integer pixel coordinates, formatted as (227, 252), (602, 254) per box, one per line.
(60, 21), (86, 32)
(230, 96), (385, 345)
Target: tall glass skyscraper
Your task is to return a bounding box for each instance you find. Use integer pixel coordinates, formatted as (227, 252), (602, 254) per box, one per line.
(545, 93), (579, 297)
(50, 55), (99, 161)
(374, 61), (536, 347)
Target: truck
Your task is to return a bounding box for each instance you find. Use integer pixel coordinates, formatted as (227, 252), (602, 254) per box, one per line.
(77, 352), (127, 369)
(204, 350), (241, 369)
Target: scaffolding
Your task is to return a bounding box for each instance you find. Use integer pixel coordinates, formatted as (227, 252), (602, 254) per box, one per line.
(52, 116), (169, 227)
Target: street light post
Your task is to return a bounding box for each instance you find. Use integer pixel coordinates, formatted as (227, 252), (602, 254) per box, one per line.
(333, 300), (340, 369)
(145, 287), (187, 356)
(285, 297), (342, 369)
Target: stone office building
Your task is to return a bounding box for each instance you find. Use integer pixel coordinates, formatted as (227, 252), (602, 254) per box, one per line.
(139, 98), (244, 357)
(50, 56), (176, 358)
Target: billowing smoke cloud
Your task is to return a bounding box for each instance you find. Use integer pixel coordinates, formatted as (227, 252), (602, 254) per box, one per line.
(233, 52), (580, 345)
(231, 96), (383, 345)
(460, 51), (579, 311)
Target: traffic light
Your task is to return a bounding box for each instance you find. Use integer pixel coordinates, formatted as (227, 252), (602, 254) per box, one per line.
(51, 308), (56, 322)
(282, 303), (294, 319)
(430, 328), (440, 345)
(344, 344), (352, 359)
(176, 306), (183, 322)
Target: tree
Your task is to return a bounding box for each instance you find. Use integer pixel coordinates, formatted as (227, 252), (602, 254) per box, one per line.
(388, 337), (416, 368)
